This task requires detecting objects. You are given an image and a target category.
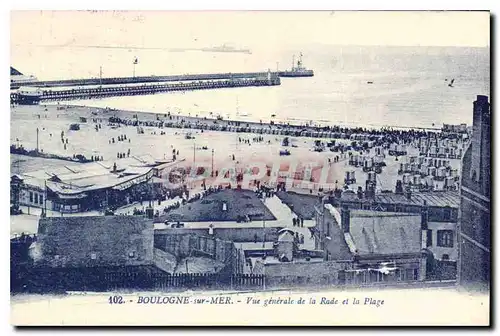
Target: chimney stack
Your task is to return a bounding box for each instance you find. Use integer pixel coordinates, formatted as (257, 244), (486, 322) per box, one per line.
(340, 206), (351, 233)
(357, 186), (364, 199)
(395, 180), (404, 194)
(404, 185), (412, 200)
(421, 200), (428, 230)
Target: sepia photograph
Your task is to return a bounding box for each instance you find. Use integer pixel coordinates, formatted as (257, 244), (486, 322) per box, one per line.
(8, 9), (491, 326)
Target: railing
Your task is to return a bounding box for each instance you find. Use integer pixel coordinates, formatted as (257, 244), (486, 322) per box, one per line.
(11, 265), (457, 294)
(10, 72), (278, 89)
(11, 266), (266, 293)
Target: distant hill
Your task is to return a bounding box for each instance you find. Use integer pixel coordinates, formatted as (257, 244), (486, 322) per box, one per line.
(11, 67), (23, 76)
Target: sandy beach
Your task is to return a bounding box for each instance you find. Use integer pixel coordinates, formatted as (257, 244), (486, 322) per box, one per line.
(11, 103), (462, 196)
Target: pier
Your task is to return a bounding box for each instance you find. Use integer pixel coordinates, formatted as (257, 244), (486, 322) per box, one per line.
(11, 75), (281, 104)
(10, 71), (283, 90)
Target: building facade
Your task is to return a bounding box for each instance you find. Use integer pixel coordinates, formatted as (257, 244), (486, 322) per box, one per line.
(316, 190), (459, 262)
(13, 155), (180, 214)
(458, 95), (491, 290)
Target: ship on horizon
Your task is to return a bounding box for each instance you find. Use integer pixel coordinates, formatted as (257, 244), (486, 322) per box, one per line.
(200, 43), (252, 54)
(279, 53), (314, 77)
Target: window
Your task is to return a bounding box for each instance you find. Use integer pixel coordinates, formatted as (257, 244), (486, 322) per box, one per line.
(406, 268), (417, 281)
(90, 253), (97, 260)
(29, 191), (33, 203)
(443, 207), (452, 221)
(39, 195), (44, 205)
(442, 254), (450, 260)
(34, 193), (38, 204)
(426, 229), (433, 247)
(437, 230), (454, 248)
(128, 251), (136, 258)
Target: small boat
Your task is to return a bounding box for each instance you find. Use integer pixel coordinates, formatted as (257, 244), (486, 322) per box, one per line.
(367, 81), (374, 84)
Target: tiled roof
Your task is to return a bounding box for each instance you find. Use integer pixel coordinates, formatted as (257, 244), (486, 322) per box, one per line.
(374, 191), (459, 208)
(339, 191), (459, 208)
(348, 210), (422, 255)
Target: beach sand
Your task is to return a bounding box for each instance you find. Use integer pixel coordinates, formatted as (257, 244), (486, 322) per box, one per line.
(10, 104), (462, 194)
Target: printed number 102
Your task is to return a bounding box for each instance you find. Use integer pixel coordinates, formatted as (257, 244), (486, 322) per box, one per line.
(108, 295), (124, 304)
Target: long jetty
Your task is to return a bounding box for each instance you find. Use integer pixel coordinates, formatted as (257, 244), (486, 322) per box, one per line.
(10, 71), (280, 89)
(10, 76), (280, 104)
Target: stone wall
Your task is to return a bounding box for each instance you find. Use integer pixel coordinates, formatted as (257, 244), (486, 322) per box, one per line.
(155, 226), (280, 243)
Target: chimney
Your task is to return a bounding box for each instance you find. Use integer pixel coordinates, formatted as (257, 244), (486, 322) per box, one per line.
(365, 180), (375, 199)
(334, 186), (343, 199)
(340, 206), (351, 233)
(404, 185), (412, 200)
(470, 96), (491, 196)
(395, 180), (403, 194)
(421, 200), (428, 230)
(357, 186), (363, 199)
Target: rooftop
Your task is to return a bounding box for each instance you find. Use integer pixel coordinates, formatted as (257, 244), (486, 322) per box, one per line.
(19, 155), (170, 195)
(163, 189), (276, 222)
(36, 215), (154, 268)
(348, 209), (422, 256)
(336, 190), (460, 208)
(276, 191), (321, 220)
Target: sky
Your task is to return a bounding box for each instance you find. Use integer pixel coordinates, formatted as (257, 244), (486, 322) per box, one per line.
(10, 11), (490, 50)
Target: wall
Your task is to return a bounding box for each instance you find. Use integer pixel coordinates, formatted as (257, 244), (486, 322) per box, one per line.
(155, 226), (280, 243)
(154, 232), (243, 274)
(153, 248), (177, 273)
(20, 188), (46, 209)
(315, 205), (355, 260)
(254, 259), (350, 287)
(37, 216), (154, 268)
(427, 221), (457, 261)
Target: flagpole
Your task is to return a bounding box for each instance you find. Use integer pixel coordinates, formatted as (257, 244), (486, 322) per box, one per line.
(133, 57), (137, 78)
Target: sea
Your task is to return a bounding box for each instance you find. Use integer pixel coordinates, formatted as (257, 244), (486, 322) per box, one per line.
(11, 44), (490, 129)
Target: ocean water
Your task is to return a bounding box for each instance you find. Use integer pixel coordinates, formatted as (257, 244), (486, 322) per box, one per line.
(11, 44), (490, 128)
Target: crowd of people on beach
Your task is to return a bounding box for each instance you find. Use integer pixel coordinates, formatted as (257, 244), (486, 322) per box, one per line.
(103, 112), (468, 156)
